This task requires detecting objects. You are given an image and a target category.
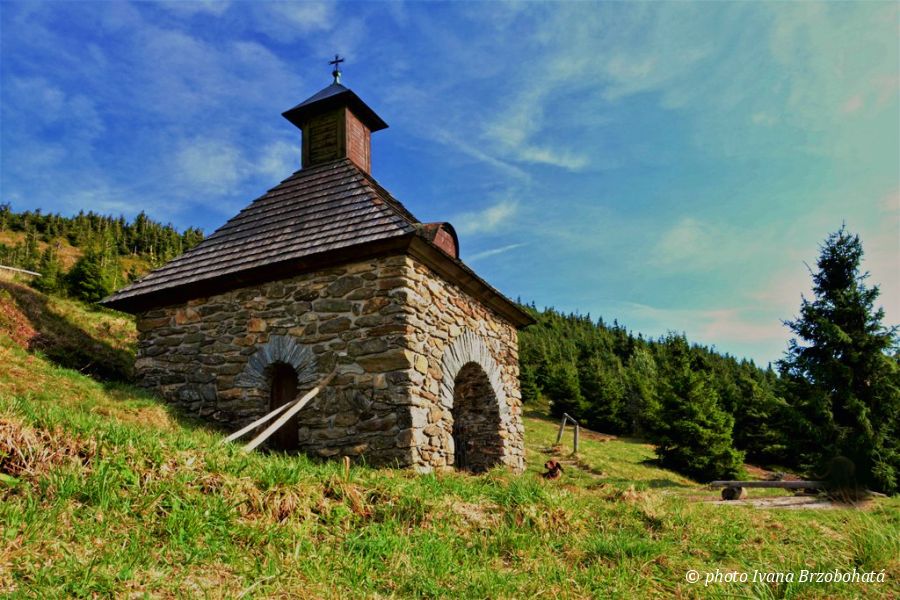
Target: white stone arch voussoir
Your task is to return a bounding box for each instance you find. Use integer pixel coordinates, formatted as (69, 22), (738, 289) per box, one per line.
(236, 335), (318, 390)
(439, 329), (509, 417)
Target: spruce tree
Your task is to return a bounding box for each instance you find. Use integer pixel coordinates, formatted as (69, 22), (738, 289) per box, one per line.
(66, 250), (114, 302)
(34, 244), (64, 294)
(649, 335), (744, 481)
(579, 358), (628, 433)
(778, 226), (900, 493)
(625, 346), (660, 435)
(546, 362), (585, 419)
(518, 363), (540, 404)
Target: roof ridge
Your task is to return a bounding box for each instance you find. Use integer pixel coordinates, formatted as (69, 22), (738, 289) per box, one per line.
(356, 166), (421, 228)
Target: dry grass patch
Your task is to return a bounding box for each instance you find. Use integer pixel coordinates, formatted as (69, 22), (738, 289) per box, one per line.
(0, 416), (96, 484)
(446, 499), (501, 530)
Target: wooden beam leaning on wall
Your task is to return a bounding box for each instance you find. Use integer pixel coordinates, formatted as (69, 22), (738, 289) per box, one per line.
(218, 370), (337, 452)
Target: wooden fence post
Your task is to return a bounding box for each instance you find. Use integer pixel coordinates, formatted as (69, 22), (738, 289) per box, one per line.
(555, 415), (568, 445)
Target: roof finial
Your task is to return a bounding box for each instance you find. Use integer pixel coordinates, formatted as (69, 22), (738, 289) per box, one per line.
(329, 54), (344, 84)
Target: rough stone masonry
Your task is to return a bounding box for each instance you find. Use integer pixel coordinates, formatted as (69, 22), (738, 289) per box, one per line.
(135, 255), (525, 472)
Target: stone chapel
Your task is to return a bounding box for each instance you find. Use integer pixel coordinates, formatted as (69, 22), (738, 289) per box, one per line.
(102, 66), (533, 472)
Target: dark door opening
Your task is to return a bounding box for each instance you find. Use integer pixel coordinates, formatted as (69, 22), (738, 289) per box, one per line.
(269, 362), (299, 451)
(451, 362), (504, 472)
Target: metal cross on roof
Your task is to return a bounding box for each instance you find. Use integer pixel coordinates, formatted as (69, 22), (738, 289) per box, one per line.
(329, 54), (344, 84)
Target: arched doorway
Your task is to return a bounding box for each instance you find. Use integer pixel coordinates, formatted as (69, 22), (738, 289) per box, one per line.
(268, 362), (299, 451)
(451, 361), (504, 472)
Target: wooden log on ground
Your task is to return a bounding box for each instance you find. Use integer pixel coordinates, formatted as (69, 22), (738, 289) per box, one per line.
(709, 480), (826, 489)
(721, 486), (746, 500)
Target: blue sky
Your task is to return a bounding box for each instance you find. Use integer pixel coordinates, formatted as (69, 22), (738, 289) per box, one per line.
(1, 1), (898, 365)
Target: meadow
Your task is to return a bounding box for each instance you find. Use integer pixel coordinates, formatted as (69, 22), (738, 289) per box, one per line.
(1, 280), (898, 598)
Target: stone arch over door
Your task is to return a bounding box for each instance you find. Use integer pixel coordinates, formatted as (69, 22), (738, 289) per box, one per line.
(440, 330), (510, 472)
(236, 335), (318, 390)
(235, 335), (318, 450)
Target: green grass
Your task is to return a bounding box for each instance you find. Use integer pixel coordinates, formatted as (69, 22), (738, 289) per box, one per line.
(1, 290), (899, 598)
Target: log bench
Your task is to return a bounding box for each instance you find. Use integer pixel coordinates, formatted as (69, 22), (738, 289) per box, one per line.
(710, 480), (826, 500)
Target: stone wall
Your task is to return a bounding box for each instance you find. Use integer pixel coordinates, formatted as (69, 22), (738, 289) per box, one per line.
(134, 253), (525, 472)
(135, 255), (418, 466)
(397, 256), (526, 472)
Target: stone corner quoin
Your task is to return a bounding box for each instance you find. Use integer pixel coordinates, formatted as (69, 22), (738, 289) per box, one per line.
(134, 253), (526, 473)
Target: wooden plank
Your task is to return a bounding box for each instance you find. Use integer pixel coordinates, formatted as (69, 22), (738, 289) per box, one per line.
(709, 480), (825, 489)
(220, 398), (298, 445)
(0, 265), (40, 277)
(242, 370), (337, 453)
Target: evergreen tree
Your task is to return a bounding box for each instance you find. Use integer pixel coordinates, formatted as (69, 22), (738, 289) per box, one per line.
(545, 362), (585, 419)
(516, 304), (790, 460)
(0, 205), (204, 303)
(578, 358), (628, 433)
(778, 226), (900, 493)
(66, 250), (114, 302)
(647, 335), (744, 481)
(34, 243), (64, 294)
(519, 363), (540, 404)
(0, 203), (10, 231)
(625, 346), (660, 434)
(730, 367), (792, 465)
(22, 229), (40, 271)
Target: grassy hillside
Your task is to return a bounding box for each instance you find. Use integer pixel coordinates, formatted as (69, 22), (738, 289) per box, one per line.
(1, 284), (898, 598)
(0, 231), (82, 270)
(0, 229), (155, 283)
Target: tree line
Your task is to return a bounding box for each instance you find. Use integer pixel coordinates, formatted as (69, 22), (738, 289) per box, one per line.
(518, 227), (899, 494)
(0, 204), (203, 301)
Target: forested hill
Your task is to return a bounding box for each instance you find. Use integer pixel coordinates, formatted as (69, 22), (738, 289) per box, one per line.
(517, 305), (790, 470)
(0, 204), (203, 301)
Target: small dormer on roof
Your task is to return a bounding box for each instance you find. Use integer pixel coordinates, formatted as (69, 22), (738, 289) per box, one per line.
(282, 57), (387, 174)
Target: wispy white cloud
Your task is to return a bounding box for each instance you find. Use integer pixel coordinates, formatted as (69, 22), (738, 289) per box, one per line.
(881, 188), (900, 214)
(454, 200), (518, 235)
(158, 0), (232, 17)
(172, 137), (299, 197)
(625, 302), (789, 349)
(173, 138), (244, 193)
(250, 2), (334, 43)
(481, 88), (589, 171)
(256, 140), (299, 180)
(841, 94), (864, 115)
(431, 129), (531, 182)
(467, 243), (525, 263)
(651, 217), (771, 271)
(5, 76), (105, 143)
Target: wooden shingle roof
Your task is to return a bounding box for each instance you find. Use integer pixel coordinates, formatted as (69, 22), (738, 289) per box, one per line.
(101, 159), (534, 327)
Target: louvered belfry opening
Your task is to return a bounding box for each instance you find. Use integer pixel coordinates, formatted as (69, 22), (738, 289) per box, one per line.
(282, 82), (388, 174)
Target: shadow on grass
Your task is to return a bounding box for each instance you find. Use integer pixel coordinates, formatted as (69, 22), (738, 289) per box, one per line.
(1, 281), (134, 382)
(602, 477), (693, 489)
(98, 379), (235, 440)
(523, 406), (557, 421)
